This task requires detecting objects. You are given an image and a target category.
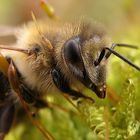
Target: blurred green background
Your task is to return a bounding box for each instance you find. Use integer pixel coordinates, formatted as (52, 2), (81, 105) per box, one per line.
(0, 0), (140, 140)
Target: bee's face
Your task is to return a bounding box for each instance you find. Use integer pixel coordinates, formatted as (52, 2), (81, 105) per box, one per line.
(14, 21), (111, 97)
(63, 30), (110, 98)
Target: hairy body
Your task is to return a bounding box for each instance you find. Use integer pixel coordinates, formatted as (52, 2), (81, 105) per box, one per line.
(1, 19), (110, 97)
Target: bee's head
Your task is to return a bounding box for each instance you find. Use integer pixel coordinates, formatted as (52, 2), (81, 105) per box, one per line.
(63, 34), (110, 98)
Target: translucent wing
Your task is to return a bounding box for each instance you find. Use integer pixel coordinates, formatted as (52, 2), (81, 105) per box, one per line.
(0, 25), (19, 37)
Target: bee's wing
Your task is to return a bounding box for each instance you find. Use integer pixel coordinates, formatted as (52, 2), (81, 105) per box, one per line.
(0, 26), (17, 75)
(0, 25), (19, 37)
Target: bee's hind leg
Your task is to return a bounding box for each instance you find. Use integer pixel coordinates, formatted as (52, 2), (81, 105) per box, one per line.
(0, 103), (15, 140)
(0, 71), (15, 140)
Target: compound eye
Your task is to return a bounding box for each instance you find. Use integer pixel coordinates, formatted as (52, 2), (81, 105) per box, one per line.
(64, 39), (81, 64)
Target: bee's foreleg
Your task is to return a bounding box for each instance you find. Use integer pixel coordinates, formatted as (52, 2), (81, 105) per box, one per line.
(51, 68), (91, 100)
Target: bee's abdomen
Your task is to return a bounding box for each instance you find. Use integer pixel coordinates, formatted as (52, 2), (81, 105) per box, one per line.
(0, 72), (11, 101)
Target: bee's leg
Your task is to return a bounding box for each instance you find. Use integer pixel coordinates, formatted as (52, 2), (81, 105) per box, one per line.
(0, 72), (15, 140)
(7, 61), (55, 140)
(19, 84), (39, 105)
(51, 68), (91, 100)
(17, 82), (49, 109)
(0, 103), (15, 140)
(19, 83), (70, 113)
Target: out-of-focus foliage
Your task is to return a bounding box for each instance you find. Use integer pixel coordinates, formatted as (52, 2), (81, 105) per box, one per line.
(0, 0), (140, 140)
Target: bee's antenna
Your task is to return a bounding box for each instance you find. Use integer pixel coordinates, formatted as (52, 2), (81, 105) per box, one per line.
(0, 45), (29, 54)
(105, 47), (140, 71)
(113, 43), (138, 48)
(105, 43), (138, 59)
(94, 49), (106, 66)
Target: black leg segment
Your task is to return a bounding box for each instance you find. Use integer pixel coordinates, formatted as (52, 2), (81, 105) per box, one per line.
(51, 68), (90, 99)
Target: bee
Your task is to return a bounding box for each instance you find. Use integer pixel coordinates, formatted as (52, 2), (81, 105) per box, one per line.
(0, 7), (140, 140)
